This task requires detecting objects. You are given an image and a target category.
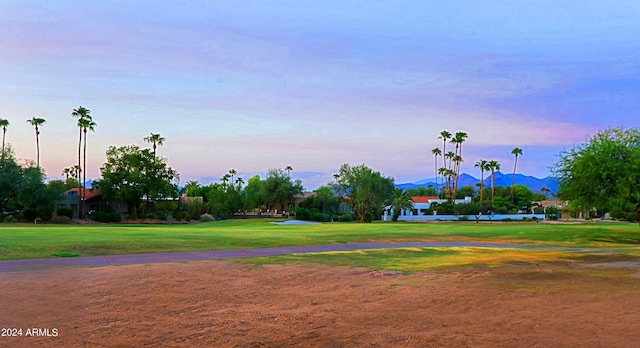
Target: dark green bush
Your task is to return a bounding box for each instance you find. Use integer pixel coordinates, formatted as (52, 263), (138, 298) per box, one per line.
(57, 207), (74, 219)
(23, 208), (38, 221)
(339, 214), (353, 222)
(310, 212), (324, 222)
(458, 215), (470, 221)
(295, 208), (311, 221)
(129, 212), (138, 220)
(364, 212), (374, 223)
(200, 213), (215, 222)
(157, 211), (168, 221)
(51, 215), (71, 224)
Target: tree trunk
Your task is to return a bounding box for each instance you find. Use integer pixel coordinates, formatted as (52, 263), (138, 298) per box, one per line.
(510, 156), (518, 204)
(35, 127), (40, 168)
(83, 128), (88, 219)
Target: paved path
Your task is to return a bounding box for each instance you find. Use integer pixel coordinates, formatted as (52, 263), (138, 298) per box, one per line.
(0, 242), (632, 272)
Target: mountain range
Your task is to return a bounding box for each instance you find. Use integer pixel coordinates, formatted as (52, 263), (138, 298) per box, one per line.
(397, 171), (559, 195)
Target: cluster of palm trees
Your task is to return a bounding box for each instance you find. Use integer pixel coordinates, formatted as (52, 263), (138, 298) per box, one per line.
(472, 148), (523, 204)
(431, 130), (523, 204)
(432, 130), (468, 203)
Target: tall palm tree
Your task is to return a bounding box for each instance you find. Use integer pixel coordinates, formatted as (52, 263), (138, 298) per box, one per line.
(285, 165), (293, 177)
(62, 167), (74, 179)
(474, 159), (489, 204)
(431, 148), (441, 195)
(78, 117), (97, 217)
(444, 151), (455, 201)
(510, 147), (523, 204)
(27, 117), (46, 168)
(451, 154), (463, 201)
(488, 160), (501, 202)
(438, 130), (452, 169)
(72, 106), (91, 181)
(229, 169), (237, 184)
(0, 118), (8, 159)
(144, 133), (165, 156)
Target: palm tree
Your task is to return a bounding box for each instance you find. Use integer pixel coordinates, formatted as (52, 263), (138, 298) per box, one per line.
(78, 117), (97, 217)
(451, 154), (463, 201)
(285, 165), (293, 177)
(229, 169), (237, 184)
(540, 187), (551, 199)
(62, 167), (74, 179)
(438, 130), (452, 169)
(474, 159), (489, 204)
(444, 151), (455, 201)
(0, 118), (8, 159)
(27, 117), (46, 168)
(72, 106), (91, 181)
(389, 188), (415, 221)
(488, 160), (501, 202)
(144, 133), (165, 156)
(510, 147), (523, 204)
(431, 148), (441, 195)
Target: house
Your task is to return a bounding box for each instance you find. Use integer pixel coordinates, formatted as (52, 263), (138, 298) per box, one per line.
(57, 188), (128, 219)
(383, 196), (472, 220)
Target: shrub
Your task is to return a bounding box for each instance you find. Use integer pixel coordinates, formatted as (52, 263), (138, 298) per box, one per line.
(522, 217), (530, 221)
(51, 215), (71, 224)
(157, 211), (168, 221)
(533, 207), (544, 214)
(295, 208), (311, 221)
(129, 212), (138, 220)
(57, 207), (74, 219)
(458, 215), (470, 221)
(110, 213), (122, 223)
(91, 211), (111, 223)
(339, 214), (353, 222)
(364, 212), (374, 223)
(37, 208), (53, 222)
(310, 212), (325, 222)
(23, 208), (38, 221)
(190, 211), (200, 220)
(173, 211), (182, 221)
(200, 213), (215, 222)
(532, 217), (539, 222)
(502, 218), (513, 222)
(4, 215), (15, 223)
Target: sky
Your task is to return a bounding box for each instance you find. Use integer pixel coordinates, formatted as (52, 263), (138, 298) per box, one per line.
(1, 1), (639, 190)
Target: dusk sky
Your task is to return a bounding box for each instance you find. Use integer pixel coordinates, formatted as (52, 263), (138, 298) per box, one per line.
(2, 1), (638, 189)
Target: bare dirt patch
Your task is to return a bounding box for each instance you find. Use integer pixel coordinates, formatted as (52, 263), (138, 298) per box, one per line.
(2, 261), (640, 347)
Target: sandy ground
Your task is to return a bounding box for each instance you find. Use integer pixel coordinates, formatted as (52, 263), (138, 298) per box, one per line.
(2, 259), (640, 347)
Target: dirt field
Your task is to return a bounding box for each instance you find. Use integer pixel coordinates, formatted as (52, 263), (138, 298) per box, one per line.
(2, 259), (640, 347)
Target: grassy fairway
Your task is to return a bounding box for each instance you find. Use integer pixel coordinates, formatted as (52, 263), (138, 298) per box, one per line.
(0, 219), (638, 260)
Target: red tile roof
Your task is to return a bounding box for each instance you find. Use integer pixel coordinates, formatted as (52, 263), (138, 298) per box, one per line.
(68, 188), (101, 200)
(411, 196), (440, 203)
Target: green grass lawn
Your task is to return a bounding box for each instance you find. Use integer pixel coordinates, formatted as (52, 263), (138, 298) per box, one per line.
(0, 219), (638, 260)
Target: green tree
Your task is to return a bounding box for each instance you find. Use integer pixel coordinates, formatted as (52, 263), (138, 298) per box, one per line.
(93, 145), (180, 214)
(144, 133), (165, 156)
(510, 147), (523, 204)
(0, 118), (8, 160)
(0, 146), (23, 211)
(26, 117), (46, 168)
(334, 163), (395, 222)
(553, 127), (640, 224)
(244, 175), (264, 211)
(261, 168), (304, 212)
(300, 185), (341, 214)
(388, 188), (415, 221)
